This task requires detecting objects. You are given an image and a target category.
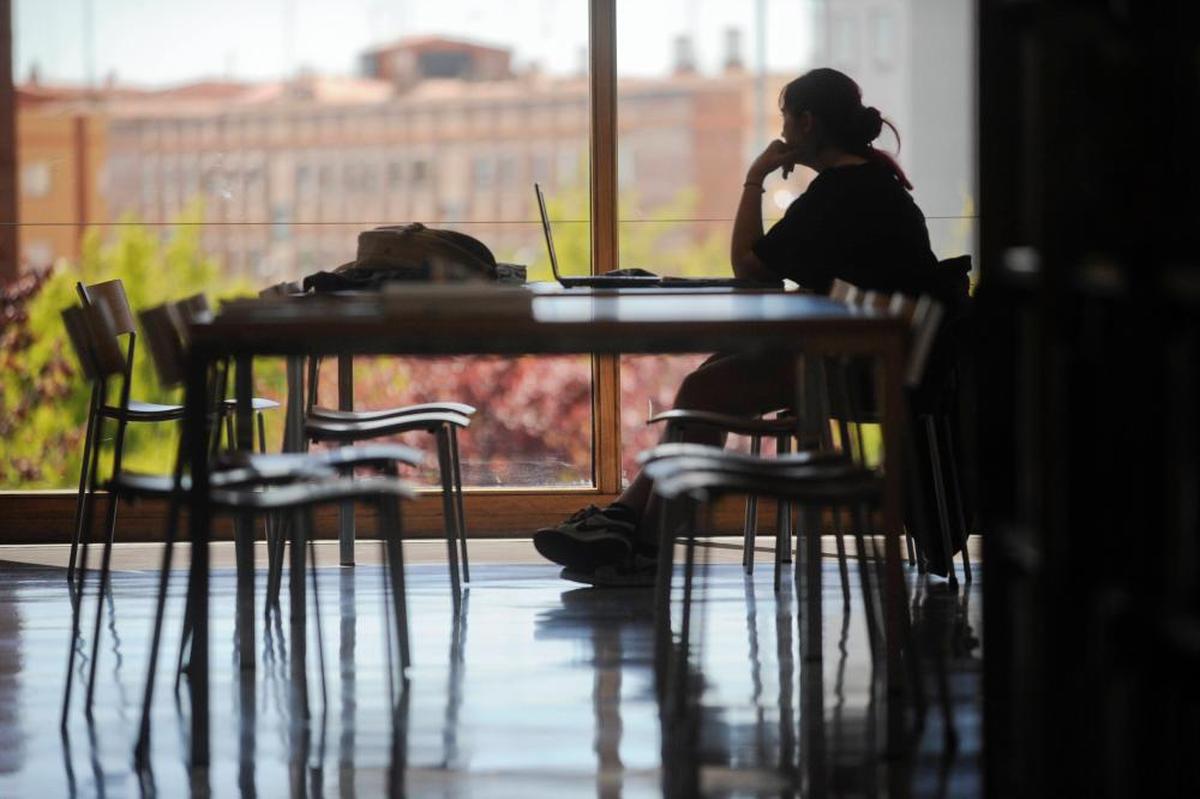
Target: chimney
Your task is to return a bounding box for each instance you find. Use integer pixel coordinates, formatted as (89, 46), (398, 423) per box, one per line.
(673, 34), (696, 75)
(723, 27), (744, 73)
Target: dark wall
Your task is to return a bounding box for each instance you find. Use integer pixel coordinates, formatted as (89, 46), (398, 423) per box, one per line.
(977, 2), (1200, 797)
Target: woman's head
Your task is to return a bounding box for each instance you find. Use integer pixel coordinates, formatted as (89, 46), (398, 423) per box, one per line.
(779, 68), (912, 189)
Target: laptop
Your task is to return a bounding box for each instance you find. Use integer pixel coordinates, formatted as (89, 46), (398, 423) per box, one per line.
(534, 183), (755, 289)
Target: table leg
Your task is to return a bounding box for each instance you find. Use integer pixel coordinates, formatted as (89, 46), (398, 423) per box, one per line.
(878, 337), (909, 751)
(185, 346), (212, 775)
(235, 356), (255, 671)
(338, 354), (356, 566)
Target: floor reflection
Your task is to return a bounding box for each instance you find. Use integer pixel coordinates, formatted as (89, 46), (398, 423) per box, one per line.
(0, 550), (981, 797)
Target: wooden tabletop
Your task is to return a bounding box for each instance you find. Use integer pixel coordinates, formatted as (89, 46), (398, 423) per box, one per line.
(194, 285), (905, 357)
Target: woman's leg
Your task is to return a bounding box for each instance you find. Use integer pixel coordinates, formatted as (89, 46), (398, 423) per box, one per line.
(615, 352), (797, 548)
(535, 352), (796, 574)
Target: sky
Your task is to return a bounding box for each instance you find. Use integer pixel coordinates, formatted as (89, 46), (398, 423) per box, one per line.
(16, 0), (817, 87)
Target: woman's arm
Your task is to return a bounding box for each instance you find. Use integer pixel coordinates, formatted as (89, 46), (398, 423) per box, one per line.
(730, 140), (800, 280)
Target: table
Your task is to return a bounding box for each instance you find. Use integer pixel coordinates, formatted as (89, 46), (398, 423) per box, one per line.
(182, 285), (911, 769)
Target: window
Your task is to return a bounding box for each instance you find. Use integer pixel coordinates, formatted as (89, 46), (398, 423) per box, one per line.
(9, 0), (594, 491)
(5, 0), (977, 508)
(613, 0), (976, 483)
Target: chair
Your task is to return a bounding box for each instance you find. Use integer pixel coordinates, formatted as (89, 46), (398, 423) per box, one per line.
(67, 279), (184, 582)
(644, 292), (947, 789)
(173, 293), (282, 456)
(255, 283), (477, 586)
(305, 409), (472, 593)
(643, 279), (869, 576)
(57, 300), (421, 768)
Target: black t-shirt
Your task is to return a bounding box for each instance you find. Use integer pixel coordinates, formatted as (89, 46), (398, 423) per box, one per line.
(751, 161), (937, 295)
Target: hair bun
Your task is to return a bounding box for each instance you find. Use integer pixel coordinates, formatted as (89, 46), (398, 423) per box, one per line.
(859, 106), (884, 143)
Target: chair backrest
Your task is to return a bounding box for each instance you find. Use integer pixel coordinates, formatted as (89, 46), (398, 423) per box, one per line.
(61, 306), (97, 381)
(61, 302), (126, 380)
(138, 303), (189, 389)
(905, 295), (945, 389)
(888, 293), (918, 322)
(175, 293), (212, 326)
(77, 279), (137, 336)
(829, 278), (861, 304)
(859, 290), (891, 312)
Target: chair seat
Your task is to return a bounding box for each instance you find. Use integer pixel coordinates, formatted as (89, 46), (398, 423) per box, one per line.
(101, 400), (185, 422)
(210, 476), (415, 512)
(310, 401), (476, 422)
(306, 410), (471, 442)
(647, 409), (798, 437)
(107, 458), (337, 497)
(646, 455), (881, 504)
(638, 441), (846, 468)
(221, 396), (281, 412)
(219, 444), (425, 472)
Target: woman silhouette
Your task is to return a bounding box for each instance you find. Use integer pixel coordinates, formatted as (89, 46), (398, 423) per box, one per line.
(535, 68), (939, 586)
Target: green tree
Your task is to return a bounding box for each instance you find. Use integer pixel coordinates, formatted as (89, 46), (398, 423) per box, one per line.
(0, 204), (256, 488)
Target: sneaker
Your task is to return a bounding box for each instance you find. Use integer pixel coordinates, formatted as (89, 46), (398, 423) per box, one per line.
(559, 554), (658, 589)
(533, 504), (637, 572)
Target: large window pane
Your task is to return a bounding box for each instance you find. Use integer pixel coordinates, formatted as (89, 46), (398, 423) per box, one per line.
(6, 1), (592, 488)
(616, 0), (976, 479)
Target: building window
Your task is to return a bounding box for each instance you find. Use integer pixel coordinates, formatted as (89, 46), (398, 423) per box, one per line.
(871, 9), (897, 70)
(20, 162), (51, 198)
(832, 14), (859, 67)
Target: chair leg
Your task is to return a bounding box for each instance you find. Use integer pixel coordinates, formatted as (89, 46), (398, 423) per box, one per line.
(235, 511), (256, 671)
(850, 505), (881, 662)
(267, 515), (288, 611)
(84, 490), (121, 717)
(133, 492), (184, 767)
(801, 506), (823, 663)
(449, 425), (470, 584)
(435, 428), (463, 600)
(831, 506), (853, 611)
(308, 534), (329, 723)
(68, 383), (102, 582)
(939, 414), (974, 584)
(291, 508), (310, 721)
(776, 433), (793, 565)
(653, 490), (676, 702)
(83, 392), (134, 716)
(62, 382), (108, 729)
(923, 415), (959, 588)
(742, 436), (761, 573)
(258, 412), (281, 596)
(381, 495), (411, 672)
(675, 499), (700, 712)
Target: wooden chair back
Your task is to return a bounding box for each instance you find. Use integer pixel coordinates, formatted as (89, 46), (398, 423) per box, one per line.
(859, 290), (891, 312)
(62, 302), (126, 379)
(61, 306), (98, 381)
(77, 280), (137, 336)
(175, 293), (212, 326)
(829, 279), (861, 304)
(138, 303), (188, 389)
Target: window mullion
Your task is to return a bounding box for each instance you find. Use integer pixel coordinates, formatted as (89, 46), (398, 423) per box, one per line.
(588, 0), (623, 495)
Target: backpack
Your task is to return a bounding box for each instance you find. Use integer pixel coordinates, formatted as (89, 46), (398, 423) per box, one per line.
(303, 224), (500, 292)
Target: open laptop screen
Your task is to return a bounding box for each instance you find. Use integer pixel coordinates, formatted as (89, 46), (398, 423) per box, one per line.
(533, 183), (562, 282)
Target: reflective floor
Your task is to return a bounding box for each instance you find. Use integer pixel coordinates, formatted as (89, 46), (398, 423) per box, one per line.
(0, 541), (981, 797)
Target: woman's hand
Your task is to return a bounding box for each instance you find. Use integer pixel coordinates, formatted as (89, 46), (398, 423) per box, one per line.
(747, 139), (802, 183)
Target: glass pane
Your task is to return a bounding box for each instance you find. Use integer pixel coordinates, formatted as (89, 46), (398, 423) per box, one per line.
(6, 1), (591, 488)
(615, 0), (977, 475)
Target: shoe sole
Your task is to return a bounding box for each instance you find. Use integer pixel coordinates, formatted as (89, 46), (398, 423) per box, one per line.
(533, 528), (630, 572)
